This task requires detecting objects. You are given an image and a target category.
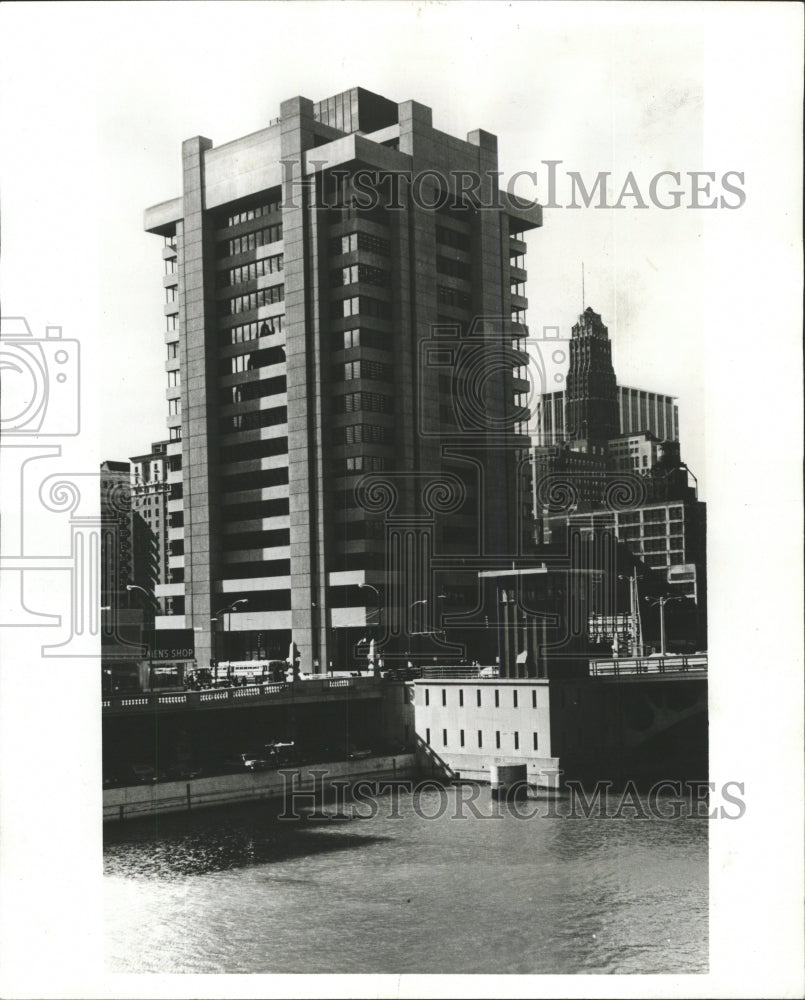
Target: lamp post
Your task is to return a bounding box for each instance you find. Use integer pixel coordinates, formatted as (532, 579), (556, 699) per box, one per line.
(618, 569), (644, 656)
(644, 594), (682, 657)
(358, 582), (382, 636)
(213, 599), (249, 682)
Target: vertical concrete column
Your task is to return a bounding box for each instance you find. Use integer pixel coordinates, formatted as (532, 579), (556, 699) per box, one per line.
(179, 136), (216, 670)
(467, 130), (514, 561)
(281, 98), (320, 672)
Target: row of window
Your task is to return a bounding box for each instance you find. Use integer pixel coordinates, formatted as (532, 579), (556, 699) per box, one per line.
(339, 296), (392, 320)
(619, 507), (683, 524)
(167, 342), (178, 360)
(219, 223), (283, 258)
(425, 687), (538, 709)
(333, 424), (393, 445)
(330, 232), (391, 257)
(331, 263), (389, 288)
(219, 406), (287, 434)
(220, 346), (286, 374)
(435, 225), (471, 253)
(221, 436), (289, 465)
(166, 314), (178, 332)
(219, 254), (284, 288)
(334, 391), (393, 414)
(218, 284), (285, 317)
(425, 728), (538, 751)
(221, 316), (285, 345)
(225, 200), (281, 228)
(219, 375), (287, 406)
(167, 370), (180, 387)
(222, 497), (289, 522)
(335, 328), (388, 351)
(343, 455), (389, 473)
(339, 359), (393, 382)
(436, 256), (471, 281)
(437, 285), (472, 309)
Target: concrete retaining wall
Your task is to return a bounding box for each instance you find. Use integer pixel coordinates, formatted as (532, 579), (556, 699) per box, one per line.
(103, 754), (416, 823)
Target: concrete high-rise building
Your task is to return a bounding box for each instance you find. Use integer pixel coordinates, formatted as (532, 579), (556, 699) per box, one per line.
(144, 87), (541, 673)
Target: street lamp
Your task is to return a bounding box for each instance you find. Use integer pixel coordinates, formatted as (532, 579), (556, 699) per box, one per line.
(213, 599), (249, 681)
(617, 569), (644, 656)
(644, 594), (683, 657)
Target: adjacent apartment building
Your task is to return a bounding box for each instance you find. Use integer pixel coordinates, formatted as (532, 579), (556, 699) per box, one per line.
(144, 87), (542, 674)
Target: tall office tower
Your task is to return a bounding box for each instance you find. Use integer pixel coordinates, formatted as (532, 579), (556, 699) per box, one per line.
(565, 307), (619, 446)
(100, 461), (133, 609)
(144, 87), (541, 673)
(129, 440), (172, 611)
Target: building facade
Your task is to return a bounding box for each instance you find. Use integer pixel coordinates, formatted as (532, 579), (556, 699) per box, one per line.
(144, 87), (541, 674)
(129, 440), (173, 611)
(535, 385), (679, 446)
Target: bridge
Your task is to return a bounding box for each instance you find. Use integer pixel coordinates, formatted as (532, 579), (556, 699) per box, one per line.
(102, 676), (384, 716)
(589, 653), (707, 681)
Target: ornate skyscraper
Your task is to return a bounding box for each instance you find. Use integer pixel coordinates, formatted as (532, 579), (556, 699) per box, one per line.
(565, 306), (620, 445)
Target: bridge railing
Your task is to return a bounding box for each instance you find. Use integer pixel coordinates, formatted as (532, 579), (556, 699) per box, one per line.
(589, 654), (708, 677)
(102, 676), (376, 711)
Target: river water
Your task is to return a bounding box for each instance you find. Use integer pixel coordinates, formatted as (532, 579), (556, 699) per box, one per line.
(104, 784), (708, 974)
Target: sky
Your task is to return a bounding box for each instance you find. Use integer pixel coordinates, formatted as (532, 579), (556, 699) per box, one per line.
(0, 4), (803, 996)
(3, 2), (712, 492)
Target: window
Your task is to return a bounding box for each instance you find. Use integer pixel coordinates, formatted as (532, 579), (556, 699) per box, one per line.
(495, 731), (501, 749)
(494, 689), (499, 708)
(437, 285), (472, 309)
(441, 689), (447, 707)
(167, 370), (180, 387)
(443, 729), (448, 747)
(477, 730), (483, 748)
(165, 286), (177, 303)
(335, 391), (393, 414)
(167, 342), (178, 359)
(339, 295), (392, 320)
(168, 398), (181, 415)
(513, 690), (518, 708)
(220, 223), (283, 258)
(340, 360), (392, 382)
(221, 316), (285, 346)
(533, 732), (538, 750)
(532, 690), (537, 708)
(169, 427), (182, 441)
(330, 231), (391, 257)
(425, 689), (430, 706)
(426, 728), (430, 745)
(219, 284), (285, 317)
(166, 314), (177, 332)
(225, 199), (281, 228)
(476, 689), (481, 707)
(459, 689), (464, 707)
(460, 729), (465, 747)
(514, 732), (519, 750)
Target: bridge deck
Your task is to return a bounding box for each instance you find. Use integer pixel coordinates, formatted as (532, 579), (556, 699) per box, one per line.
(102, 676), (383, 715)
(589, 654), (707, 682)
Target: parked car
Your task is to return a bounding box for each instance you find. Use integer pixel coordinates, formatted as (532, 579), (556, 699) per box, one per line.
(348, 747), (373, 760)
(479, 666), (499, 678)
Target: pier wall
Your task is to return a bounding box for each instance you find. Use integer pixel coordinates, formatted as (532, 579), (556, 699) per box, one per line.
(104, 754), (416, 823)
